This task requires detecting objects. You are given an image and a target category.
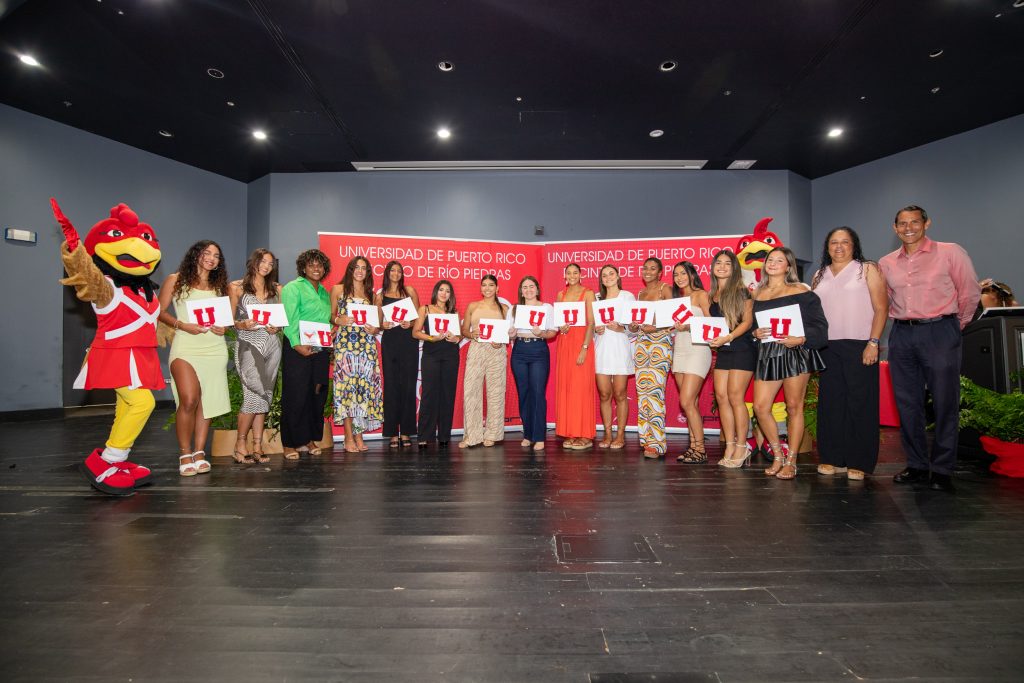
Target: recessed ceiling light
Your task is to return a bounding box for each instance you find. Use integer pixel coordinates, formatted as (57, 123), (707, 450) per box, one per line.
(929, 48), (944, 58)
(722, 90), (732, 96)
(727, 160), (757, 170)
(158, 130), (173, 138)
(252, 129), (268, 141)
(859, 95), (867, 101)
(116, 9), (124, 15)
(18, 54), (41, 67)
(649, 129), (664, 138)
(659, 60), (677, 72)
(827, 128), (843, 138)
(63, 100), (72, 107)
(226, 101), (235, 107)
(437, 61), (454, 72)
(515, 96), (522, 102)
(1014, 0), (1023, 8)
(437, 128), (451, 140)
(207, 67), (225, 79)
(931, 86), (941, 94)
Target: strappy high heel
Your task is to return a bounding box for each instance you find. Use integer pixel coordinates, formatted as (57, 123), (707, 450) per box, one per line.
(721, 443), (751, 469)
(765, 443), (785, 476)
(717, 441), (737, 467)
(677, 439), (707, 464)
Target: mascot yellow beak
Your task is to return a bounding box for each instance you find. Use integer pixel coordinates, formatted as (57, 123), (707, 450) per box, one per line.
(94, 238), (161, 276)
(737, 240), (773, 271)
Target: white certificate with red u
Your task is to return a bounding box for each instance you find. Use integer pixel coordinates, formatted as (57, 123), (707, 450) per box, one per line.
(688, 316), (730, 345)
(513, 305), (549, 330)
(754, 303), (805, 343)
(617, 300), (653, 326)
(476, 318), (510, 344)
(592, 300), (619, 327)
(346, 303), (380, 328)
(655, 297), (694, 329)
(299, 320), (333, 347)
(245, 303), (288, 327)
(427, 313), (460, 336)
(553, 301), (586, 327)
(381, 297), (417, 325)
(185, 296), (233, 327)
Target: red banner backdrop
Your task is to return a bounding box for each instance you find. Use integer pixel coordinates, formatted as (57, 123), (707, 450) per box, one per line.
(540, 236), (740, 434)
(318, 232), (741, 438)
(319, 233), (542, 437)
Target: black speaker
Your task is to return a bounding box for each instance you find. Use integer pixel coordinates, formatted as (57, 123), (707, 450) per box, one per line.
(961, 313), (1024, 394)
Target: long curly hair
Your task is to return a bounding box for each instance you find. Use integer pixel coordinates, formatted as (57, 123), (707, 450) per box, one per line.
(173, 240), (228, 300)
(341, 255), (373, 300)
(241, 248), (279, 297)
(382, 260), (408, 298)
(709, 249), (748, 329)
(811, 227), (869, 289)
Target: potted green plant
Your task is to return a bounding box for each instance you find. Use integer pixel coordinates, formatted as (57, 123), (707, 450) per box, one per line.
(959, 376), (1024, 476)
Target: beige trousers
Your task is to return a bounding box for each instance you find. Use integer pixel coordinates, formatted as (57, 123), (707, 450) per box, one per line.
(462, 343), (507, 444)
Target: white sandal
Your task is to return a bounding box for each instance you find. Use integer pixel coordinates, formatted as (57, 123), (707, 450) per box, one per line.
(179, 454), (197, 477)
(192, 450), (211, 474)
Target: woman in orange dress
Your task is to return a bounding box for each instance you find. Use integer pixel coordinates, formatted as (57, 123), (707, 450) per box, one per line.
(555, 263), (596, 449)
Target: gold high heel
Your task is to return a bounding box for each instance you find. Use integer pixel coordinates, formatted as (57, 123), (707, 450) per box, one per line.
(721, 443), (751, 469)
(765, 443), (785, 476)
(717, 440), (737, 467)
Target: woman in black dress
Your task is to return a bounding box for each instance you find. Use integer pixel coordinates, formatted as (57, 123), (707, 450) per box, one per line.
(375, 260), (421, 448)
(751, 247), (828, 480)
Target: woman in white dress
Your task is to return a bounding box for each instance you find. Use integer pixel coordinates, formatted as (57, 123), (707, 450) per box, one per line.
(593, 264), (635, 449)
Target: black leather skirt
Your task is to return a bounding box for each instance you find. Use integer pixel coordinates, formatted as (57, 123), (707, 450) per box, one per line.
(755, 341), (825, 381)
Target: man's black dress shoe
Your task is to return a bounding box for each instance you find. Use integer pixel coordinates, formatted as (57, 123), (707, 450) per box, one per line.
(893, 467), (929, 485)
(929, 472), (956, 493)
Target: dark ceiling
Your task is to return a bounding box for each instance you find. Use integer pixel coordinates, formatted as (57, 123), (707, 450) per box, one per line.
(2, 0), (1023, 182)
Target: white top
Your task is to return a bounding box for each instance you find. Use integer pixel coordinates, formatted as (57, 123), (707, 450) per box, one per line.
(595, 290), (635, 375)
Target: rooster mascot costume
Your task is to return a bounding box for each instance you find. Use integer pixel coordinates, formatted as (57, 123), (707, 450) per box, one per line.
(734, 217), (788, 451)
(53, 198), (164, 496)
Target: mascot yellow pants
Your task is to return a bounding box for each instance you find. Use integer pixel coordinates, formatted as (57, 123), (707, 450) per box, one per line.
(106, 387), (156, 450)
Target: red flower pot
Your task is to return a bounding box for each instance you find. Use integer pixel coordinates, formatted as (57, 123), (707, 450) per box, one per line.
(980, 435), (1024, 477)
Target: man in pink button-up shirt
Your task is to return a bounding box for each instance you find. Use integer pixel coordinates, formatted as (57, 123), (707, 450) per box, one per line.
(880, 205), (980, 493)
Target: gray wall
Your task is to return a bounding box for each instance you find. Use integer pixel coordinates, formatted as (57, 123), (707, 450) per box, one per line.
(811, 113), (1024, 291)
(5, 98), (1019, 412)
(0, 104), (247, 411)
(261, 169), (807, 276)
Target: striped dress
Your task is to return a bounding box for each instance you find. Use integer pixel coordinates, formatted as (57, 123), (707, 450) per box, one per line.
(634, 329), (672, 453)
(234, 291), (283, 414)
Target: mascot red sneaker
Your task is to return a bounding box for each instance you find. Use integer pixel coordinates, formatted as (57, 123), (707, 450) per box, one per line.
(53, 198), (165, 496)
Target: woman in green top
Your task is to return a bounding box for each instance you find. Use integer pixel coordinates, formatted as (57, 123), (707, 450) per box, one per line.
(280, 249), (333, 459)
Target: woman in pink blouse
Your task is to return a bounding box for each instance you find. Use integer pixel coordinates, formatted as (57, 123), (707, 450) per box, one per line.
(811, 227), (888, 480)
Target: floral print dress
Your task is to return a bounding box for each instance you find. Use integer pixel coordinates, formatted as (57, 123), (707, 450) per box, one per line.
(332, 296), (384, 434)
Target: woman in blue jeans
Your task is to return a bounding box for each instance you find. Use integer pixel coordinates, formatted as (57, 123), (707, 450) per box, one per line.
(507, 276), (557, 451)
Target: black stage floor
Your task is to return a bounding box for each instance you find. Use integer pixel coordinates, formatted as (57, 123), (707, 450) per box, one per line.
(2, 410), (1024, 682)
